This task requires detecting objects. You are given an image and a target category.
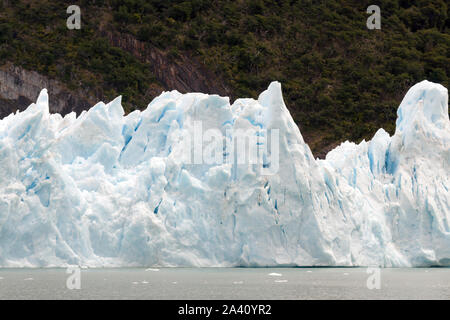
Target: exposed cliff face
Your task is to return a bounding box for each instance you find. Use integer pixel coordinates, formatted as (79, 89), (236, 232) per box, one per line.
(0, 63), (95, 119)
(103, 31), (231, 97)
(0, 30), (231, 120)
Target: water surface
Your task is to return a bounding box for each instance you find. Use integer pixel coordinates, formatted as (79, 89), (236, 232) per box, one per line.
(0, 268), (449, 299)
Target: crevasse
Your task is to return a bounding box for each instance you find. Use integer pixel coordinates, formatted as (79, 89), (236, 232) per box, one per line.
(0, 80), (448, 267)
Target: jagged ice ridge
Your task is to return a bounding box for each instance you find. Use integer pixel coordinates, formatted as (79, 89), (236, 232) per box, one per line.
(0, 80), (448, 267)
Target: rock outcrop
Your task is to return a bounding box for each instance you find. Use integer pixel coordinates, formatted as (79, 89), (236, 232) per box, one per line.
(0, 63), (95, 119)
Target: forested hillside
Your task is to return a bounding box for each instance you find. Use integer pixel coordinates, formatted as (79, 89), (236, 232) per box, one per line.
(0, 0), (449, 156)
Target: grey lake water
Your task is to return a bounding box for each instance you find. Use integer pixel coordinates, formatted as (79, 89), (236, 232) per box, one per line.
(0, 268), (449, 300)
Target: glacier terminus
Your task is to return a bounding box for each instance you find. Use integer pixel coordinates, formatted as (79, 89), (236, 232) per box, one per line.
(0, 80), (448, 267)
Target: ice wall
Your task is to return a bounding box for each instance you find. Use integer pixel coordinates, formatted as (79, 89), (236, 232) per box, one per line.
(0, 80), (448, 267)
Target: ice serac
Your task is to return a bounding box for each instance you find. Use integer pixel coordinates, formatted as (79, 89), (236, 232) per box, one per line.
(0, 80), (448, 267)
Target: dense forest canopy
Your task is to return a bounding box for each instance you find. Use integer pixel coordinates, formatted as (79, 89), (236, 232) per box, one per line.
(0, 0), (449, 156)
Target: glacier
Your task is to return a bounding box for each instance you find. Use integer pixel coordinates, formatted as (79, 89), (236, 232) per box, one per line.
(0, 80), (448, 267)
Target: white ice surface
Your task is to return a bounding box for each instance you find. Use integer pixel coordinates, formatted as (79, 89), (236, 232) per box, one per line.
(0, 80), (448, 267)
